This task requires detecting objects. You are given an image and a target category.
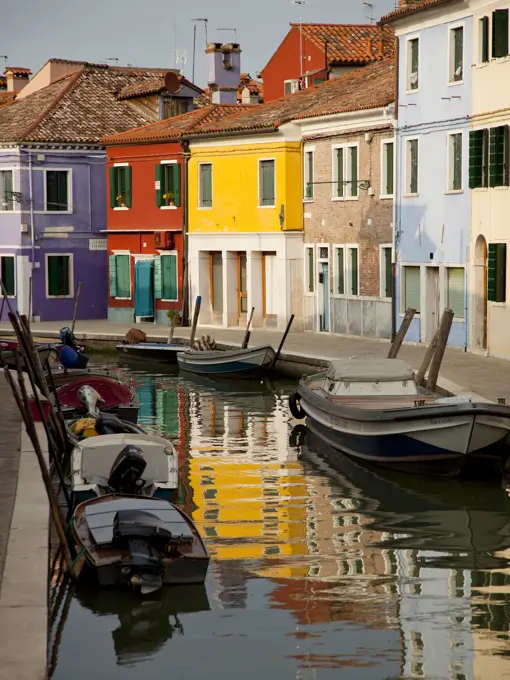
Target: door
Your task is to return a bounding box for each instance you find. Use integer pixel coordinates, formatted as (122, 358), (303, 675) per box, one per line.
(425, 267), (439, 341)
(319, 262), (330, 332)
(473, 235), (488, 351)
(263, 253), (277, 324)
(210, 252), (223, 323)
(238, 253), (247, 323)
(134, 260), (154, 319)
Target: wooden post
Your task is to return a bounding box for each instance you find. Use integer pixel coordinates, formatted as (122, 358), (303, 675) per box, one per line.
(270, 314), (295, 371)
(71, 282), (83, 335)
(415, 334), (439, 387)
(387, 308), (416, 359)
(189, 295), (202, 347)
(241, 307), (255, 349)
(426, 308), (454, 392)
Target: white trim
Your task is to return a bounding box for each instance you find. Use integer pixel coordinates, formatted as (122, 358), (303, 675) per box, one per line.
(304, 243), (315, 295)
(258, 157), (276, 208)
(346, 244), (360, 297)
(112, 252), (131, 301)
(111, 249), (131, 255)
(43, 167), (73, 213)
(45, 253), (74, 299)
(113, 162), (129, 167)
(198, 161), (213, 209)
(379, 244), (393, 299)
(405, 34), (420, 94)
(446, 130), (464, 192)
(160, 160), (178, 165)
(160, 205), (178, 210)
(404, 136), (419, 196)
(315, 244), (332, 333)
(0, 168), (18, 213)
(447, 22), (465, 85)
(331, 142), (360, 201)
(380, 138), (395, 199)
(332, 244), (346, 298)
(0, 254), (16, 298)
(303, 147), (315, 202)
(284, 78), (300, 96)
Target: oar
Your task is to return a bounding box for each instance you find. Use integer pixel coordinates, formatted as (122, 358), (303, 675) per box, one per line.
(270, 314), (295, 372)
(241, 307), (255, 349)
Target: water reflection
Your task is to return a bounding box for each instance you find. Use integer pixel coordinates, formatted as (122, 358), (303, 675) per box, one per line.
(50, 369), (510, 680)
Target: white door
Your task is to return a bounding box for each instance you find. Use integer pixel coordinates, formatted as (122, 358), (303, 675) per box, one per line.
(264, 253), (277, 316)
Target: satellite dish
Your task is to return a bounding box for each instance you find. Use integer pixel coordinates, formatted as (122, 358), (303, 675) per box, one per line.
(164, 71), (180, 94)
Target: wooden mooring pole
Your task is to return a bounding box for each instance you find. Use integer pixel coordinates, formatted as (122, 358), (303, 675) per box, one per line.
(71, 282), (83, 335)
(189, 295), (202, 347)
(271, 314), (295, 371)
(426, 308), (454, 392)
(387, 308), (416, 359)
(242, 307), (255, 349)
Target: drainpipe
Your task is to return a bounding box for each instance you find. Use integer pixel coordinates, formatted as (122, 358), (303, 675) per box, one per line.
(181, 139), (191, 327)
(28, 151), (35, 320)
(391, 37), (399, 343)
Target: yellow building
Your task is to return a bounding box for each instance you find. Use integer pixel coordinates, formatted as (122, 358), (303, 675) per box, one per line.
(187, 102), (308, 331)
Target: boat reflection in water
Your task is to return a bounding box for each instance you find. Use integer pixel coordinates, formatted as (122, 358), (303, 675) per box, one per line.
(73, 585), (210, 667)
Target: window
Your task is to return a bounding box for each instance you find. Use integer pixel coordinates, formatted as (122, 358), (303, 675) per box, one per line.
(446, 267), (465, 318)
(333, 145), (358, 199)
(407, 38), (419, 90)
(335, 246), (345, 295)
(489, 126), (509, 187)
(199, 163), (213, 208)
(109, 166), (132, 208)
(259, 159), (275, 207)
(109, 254), (131, 299)
(488, 243), (507, 303)
(156, 162), (181, 208)
(381, 140), (394, 197)
(448, 133), (463, 191)
(347, 246), (359, 296)
(162, 98), (188, 118)
(406, 138), (419, 194)
(0, 256), (15, 297)
(304, 149), (314, 200)
(479, 16), (490, 64)
(0, 171), (13, 211)
(155, 254), (178, 301)
(403, 265), (420, 312)
(46, 255), (72, 297)
(381, 246), (392, 298)
(492, 9), (509, 59)
(46, 170), (70, 211)
(284, 79), (300, 96)
(449, 26), (464, 82)
(305, 246), (314, 293)
(469, 129), (489, 188)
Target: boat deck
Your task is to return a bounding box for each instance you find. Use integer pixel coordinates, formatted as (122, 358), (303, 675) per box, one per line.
(315, 392), (440, 411)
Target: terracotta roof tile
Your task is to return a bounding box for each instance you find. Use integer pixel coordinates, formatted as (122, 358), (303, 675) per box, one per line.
(189, 58), (395, 137)
(103, 104), (248, 145)
(295, 23), (395, 64)
(4, 66), (32, 75)
(0, 92), (16, 109)
(380, 0), (455, 24)
(0, 64), (175, 144)
(117, 74), (202, 100)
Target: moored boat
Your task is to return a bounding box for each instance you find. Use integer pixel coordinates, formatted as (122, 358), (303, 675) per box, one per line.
(71, 494), (210, 593)
(116, 342), (189, 365)
(177, 344), (276, 379)
(290, 358), (510, 477)
(57, 376), (140, 423)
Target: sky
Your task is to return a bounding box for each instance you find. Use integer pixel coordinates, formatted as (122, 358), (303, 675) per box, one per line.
(1, 0), (397, 87)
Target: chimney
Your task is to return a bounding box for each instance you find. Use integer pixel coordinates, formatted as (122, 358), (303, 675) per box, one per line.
(206, 42), (241, 105)
(366, 38), (373, 58)
(378, 38), (384, 56)
(5, 67), (31, 93)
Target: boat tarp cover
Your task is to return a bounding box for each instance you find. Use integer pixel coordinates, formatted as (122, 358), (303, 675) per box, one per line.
(326, 359), (415, 383)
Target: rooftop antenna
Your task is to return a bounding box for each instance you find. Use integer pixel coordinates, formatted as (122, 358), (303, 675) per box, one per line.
(105, 57), (119, 65)
(290, 0), (309, 82)
(217, 28), (237, 42)
(175, 50), (188, 76)
(192, 17), (209, 46)
(0, 56), (7, 73)
(191, 17), (209, 84)
(363, 1), (375, 23)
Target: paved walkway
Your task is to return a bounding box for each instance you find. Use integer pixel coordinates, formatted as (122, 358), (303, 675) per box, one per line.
(2, 319), (510, 403)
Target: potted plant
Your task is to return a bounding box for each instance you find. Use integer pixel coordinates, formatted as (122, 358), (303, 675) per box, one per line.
(166, 309), (181, 344)
(163, 191), (175, 207)
(116, 192), (126, 208)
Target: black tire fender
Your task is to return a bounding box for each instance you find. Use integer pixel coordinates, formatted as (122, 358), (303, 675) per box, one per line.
(289, 393), (305, 420)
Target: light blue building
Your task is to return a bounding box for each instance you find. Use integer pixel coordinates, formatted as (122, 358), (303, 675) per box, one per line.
(382, 0), (473, 348)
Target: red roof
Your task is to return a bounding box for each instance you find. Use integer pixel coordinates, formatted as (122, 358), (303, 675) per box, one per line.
(0, 92), (16, 109)
(103, 104), (248, 145)
(4, 66), (32, 76)
(117, 74), (203, 100)
(380, 0), (455, 24)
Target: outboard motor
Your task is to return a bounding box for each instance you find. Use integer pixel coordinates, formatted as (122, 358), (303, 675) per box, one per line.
(77, 385), (105, 416)
(59, 326), (89, 368)
(108, 445), (147, 495)
(59, 326), (81, 351)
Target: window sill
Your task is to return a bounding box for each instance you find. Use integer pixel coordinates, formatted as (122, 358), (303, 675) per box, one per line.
(161, 299), (179, 303)
(46, 295), (73, 299)
(403, 193), (419, 198)
(160, 205), (178, 210)
(444, 189), (464, 195)
(303, 199), (314, 204)
(447, 79), (464, 87)
(331, 196), (359, 202)
(197, 206), (213, 210)
(258, 205), (276, 209)
(494, 186), (509, 191)
(379, 194), (394, 200)
(114, 297), (132, 301)
(44, 210), (73, 214)
(114, 207), (129, 211)
(405, 87), (420, 95)
(473, 187), (488, 192)
(490, 302), (507, 308)
(476, 62), (490, 69)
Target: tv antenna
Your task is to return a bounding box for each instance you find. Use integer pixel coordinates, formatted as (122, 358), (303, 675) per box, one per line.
(290, 0), (309, 80)
(0, 56), (7, 73)
(105, 57), (119, 65)
(217, 28), (237, 42)
(175, 50), (188, 75)
(192, 17), (209, 46)
(363, 1), (375, 23)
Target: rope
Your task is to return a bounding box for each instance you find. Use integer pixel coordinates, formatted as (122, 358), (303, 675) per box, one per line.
(69, 546), (87, 570)
(65, 516), (76, 531)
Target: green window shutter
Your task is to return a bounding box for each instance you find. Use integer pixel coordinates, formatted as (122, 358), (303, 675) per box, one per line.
(481, 16), (489, 63)
(1, 257), (14, 296)
(109, 167), (117, 208)
(162, 254), (178, 300)
(404, 266), (420, 312)
(200, 164), (212, 207)
(488, 244), (497, 301)
(305, 152), (313, 199)
(487, 244), (506, 303)
(410, 140), (418, 193)
(446, 267), (465, 318)
(350, 147), (358, 197)
(337, 148), (344, 198)
(350, 248), (358, 296)
(260, 160), (275, 206)
(337, 248), (344, 295)
(154, 256), (162, 298)
(384, 248), (392, 298)
(116, 254), (130, 298)
(155, 165), (163, 207)
(452, 133), (462, 190)
(489, 126), (508, 187)
(493, 9), (509, 59)
(385, 143), (394, 195)
(124, 166), (132, 208)
(109, 255), (117, 297)
(469, 130), (484, 189)
(504, 126), (509, 186)
(172, 164), (181, 207)
(307, 248), (314, 293)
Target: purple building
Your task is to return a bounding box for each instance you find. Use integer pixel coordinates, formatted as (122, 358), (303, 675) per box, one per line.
(0, 59), (201, 321)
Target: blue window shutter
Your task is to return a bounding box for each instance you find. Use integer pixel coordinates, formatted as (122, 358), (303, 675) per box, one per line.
(154, 256), (162, 298)
(109, 255), (117, 297)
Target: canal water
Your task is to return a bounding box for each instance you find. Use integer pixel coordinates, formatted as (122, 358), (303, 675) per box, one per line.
(49, 364), (510, 679)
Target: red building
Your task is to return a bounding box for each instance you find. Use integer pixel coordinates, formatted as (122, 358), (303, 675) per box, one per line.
(103, 105), (243, 324)
(260, 23), (395, 103)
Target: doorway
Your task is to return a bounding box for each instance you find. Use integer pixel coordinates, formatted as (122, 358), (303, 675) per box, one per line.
(318, 262), (330, 332)
(425, 266), (440, 341)
(238, 252), (247, 324)
(134, 259), (154, 320)
(473, 235), (488, 351)
(209, 252), (223, 324)
(262, 252), (277, 327)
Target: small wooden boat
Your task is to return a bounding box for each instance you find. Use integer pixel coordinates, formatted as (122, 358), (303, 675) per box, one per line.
(0, 343), (59, 371)
(116, 342), (189, 365)
(66, 412), (145, 448)
(177, 345), (276, 379)
(47, 366), (116, 390)
(71, 433), (178, 504)
(57, 376), (140, 423)
(71, 494), (210, 593)
(291, 358), (510, 477)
